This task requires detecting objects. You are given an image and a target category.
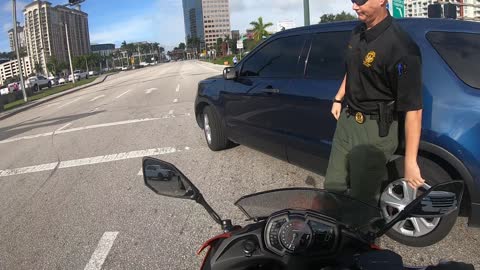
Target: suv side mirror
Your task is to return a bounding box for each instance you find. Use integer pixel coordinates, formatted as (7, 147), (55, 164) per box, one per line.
(223, 67), (237, 80)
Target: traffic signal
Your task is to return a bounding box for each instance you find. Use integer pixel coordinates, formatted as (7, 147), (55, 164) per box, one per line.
(444, 3), (457, 19)
(428, 4), (442, 18)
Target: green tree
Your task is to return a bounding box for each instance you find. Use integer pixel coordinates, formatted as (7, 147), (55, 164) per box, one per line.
(178, 42), (186, 50)
(249, 17), (273, 41)
(46, 56), (59, 75)
(320, 11), (357, 23)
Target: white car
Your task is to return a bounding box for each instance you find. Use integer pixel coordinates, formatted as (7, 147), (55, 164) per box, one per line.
(0, 87), (9, 96)
(58, 78), (66, 84)
(68, 70), (88, 82)
(88, 70), (99, 76)
(25, 75), (51, 92)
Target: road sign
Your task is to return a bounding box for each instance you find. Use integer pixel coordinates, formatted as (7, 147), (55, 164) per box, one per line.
(393, 0), (404, 18)
(237, 40), (244, 49)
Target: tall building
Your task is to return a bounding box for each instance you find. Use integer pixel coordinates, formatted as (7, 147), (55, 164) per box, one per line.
(183, 0), (231, 50)
(404, 0), (480, 20)
(0, 57), (32, 86)
(231, 30), (240, 40)
(23, 1), (90, 75)
(8, 24), (26, 52)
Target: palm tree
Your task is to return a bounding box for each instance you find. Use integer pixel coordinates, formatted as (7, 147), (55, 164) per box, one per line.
(249, 17), (273, 41)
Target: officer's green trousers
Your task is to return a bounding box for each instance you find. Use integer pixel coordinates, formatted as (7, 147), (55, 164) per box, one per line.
(324, 109), (398, 205)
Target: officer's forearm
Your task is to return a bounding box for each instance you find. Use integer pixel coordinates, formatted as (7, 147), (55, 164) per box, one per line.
(404, 110), (423, 164)
(335, 74), (347, 100)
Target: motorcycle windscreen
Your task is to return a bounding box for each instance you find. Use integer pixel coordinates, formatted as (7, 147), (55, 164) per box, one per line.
(234, 188), (383, 232)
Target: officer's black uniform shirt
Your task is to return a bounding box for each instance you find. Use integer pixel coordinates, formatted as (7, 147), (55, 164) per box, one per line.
(345, 13), (423, 113)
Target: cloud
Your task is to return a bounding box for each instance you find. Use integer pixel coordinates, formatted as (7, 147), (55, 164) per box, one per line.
(230, 0), (354, 32)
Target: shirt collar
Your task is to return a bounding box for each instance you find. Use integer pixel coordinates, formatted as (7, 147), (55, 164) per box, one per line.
(360, 13), (393, 43)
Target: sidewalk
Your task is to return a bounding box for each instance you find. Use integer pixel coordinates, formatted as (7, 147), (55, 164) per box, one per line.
(0, 73), (116, 121)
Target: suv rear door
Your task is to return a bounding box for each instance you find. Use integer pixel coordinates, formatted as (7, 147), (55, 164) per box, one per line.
(223, 34), (308, 160)
(284, 31), (351, 174)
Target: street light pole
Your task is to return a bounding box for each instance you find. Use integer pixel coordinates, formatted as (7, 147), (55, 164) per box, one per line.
(304, 0), (311, 26)
(12, 0), (27, 102)
(65, 23), (75, 83)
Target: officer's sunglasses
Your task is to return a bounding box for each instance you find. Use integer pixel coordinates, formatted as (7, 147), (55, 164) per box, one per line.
(351, 0), (368, 6)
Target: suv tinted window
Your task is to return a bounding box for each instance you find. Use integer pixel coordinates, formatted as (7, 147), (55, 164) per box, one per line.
(305, 31), (351, 80)
(427, 31), (480, 89)
(240, 35), (305, 78)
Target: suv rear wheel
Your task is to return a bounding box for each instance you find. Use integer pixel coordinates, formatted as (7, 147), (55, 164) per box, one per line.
(202, 106), (230, 151)
(382, 156), (459, 247)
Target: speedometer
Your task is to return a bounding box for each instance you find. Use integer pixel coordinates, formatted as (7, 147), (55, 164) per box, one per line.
(279, 219), (312, 253)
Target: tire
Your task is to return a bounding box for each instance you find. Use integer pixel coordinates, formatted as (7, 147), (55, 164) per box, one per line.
(33, 85), (39, 92)
(384, 156), (458, 247)
(48, 82), (52, 88)
(202, 106), (230, 151)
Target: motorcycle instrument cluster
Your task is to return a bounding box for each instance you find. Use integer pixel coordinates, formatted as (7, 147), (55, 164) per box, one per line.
(265, 211), (337, 256)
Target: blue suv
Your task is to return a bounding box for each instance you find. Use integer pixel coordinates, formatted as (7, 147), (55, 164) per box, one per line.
(195, 18), (480, 246)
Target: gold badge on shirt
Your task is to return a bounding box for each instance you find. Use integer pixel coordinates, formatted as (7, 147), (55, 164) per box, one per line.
(363, 51), (376, 68)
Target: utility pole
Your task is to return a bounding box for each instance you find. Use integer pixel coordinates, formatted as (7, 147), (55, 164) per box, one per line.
(65, 23), (75, 83)
(304, 0), (311, 26)
(12, 0), (27, 102)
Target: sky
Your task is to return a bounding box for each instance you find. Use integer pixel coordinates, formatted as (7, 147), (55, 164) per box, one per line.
(0, 0), (354, 52)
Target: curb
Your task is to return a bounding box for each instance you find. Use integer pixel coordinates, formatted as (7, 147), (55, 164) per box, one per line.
(0, 73), (117, 121)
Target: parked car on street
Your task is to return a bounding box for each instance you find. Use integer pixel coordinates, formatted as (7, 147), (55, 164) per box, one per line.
(88, 70), (99, 76)
(194, 18), (480, 247)
(68, 70), (88, 82)
(58, 77), (66, 85)
(25, 75), (51, 92)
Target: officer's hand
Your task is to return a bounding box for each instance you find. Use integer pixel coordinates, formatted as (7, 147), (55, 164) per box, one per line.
(331, 103), (342, 120)
(404, 161), (425, 189)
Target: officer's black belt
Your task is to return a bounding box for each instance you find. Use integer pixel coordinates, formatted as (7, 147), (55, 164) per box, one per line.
(346, 107), (380, 120)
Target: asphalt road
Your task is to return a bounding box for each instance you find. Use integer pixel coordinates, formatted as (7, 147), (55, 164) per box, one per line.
(0, 60), (478, 270)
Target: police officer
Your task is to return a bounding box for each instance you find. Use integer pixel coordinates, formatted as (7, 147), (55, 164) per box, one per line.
(324, 0), (425, 204)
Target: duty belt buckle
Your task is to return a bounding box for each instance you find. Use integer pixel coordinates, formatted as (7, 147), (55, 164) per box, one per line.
(355, 112), (365, 124)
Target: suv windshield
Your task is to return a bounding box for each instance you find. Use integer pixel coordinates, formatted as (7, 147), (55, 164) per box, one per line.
(427, 31), (480, 89)
(235, 188), (383, 231)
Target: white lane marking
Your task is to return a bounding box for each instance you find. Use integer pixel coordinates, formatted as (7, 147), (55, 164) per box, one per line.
(56, 123), (72, 132)
(196, 62), (223, 73)
(46, 102), (60, 108)
(115, 89), (131, 99)
(0, 115), (188, 145)
(57, 98), (81, 109)
(173, 99), (178, 103)
(89, 95), (105, 102)
(175, 84), (180, 92)
(145, 88), (157, 94)
(0, 162), (59, 177)
(137, 147), (190, 177)
(168, 110), (174, 115)
(84, 232), (119, 270)
(0, 146), (189, 178)
(56, 118), (162, 135)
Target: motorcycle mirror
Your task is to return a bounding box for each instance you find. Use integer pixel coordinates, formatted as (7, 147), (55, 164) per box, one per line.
(143, 157), (199, 199)
(376, 180), (464, 238)
(409, 181), (463, 218)
(142, 157), (224, 227)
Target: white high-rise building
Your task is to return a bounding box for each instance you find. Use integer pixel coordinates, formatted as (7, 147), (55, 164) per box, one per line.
(404, 0), (480, 21)
(23, 1), (90, 75)
(183, 0), (231, 51)
(0, 57), (32, 86)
